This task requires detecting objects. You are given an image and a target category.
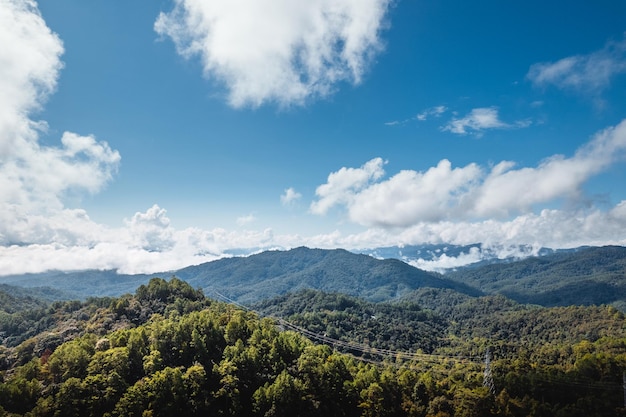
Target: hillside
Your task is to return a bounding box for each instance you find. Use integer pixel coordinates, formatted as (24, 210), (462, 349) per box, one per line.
(1, 278), (625, 416)
(448, 245), (626, 309)
(0, 248), (477, 302)
(175, 247), (480, 302)
(253, 289), (626, 360)
(0, 286), (50, 314)
(0, 270), (161, 299)
(1, 245), (625, 310)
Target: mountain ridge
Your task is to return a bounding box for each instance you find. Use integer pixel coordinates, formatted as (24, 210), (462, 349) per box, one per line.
(175, 246), (481, 303)
(447, 245), (626, 309)
(0, 245), (624, 309)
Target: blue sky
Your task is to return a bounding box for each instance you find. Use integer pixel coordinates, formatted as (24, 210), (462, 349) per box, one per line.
(1, 0), (626, 274)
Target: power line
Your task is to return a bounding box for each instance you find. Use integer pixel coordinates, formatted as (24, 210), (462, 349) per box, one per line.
(209, 289), (625, 394)
(210, 289), (483, 364)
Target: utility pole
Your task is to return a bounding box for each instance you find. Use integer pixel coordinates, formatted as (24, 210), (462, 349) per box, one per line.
(483, 348), (495, 395)
(623, 371), (626, 408)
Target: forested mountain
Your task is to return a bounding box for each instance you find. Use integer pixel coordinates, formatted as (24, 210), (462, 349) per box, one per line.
(0, 286), (49, 314)
(0, 270), (161, 299)
(255, 289), (626, 363)
(1, 278), (625, 416)
(0, 248), (475, 302)
(175, 247), (479, 302)
(0, 245), (624, 310)
(448, 245), (626, 309)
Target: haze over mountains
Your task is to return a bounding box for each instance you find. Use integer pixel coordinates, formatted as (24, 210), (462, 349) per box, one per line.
(1, 245), (625, 311)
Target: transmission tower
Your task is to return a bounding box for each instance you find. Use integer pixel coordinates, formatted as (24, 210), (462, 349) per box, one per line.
(483, 348), (496, 395)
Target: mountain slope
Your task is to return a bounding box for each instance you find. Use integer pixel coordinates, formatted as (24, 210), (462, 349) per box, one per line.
(3, 278), (625, 416)
(176, 247), (480, 303)
(0, 248), (479, 303)
(447, 245), (626, 308)
(0, 270), (166, 299)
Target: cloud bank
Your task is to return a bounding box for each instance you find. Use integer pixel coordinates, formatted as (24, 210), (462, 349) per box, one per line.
(312, 119), (626, 227)
(0, 0), (120, 248)
(154, 0), (391, 107)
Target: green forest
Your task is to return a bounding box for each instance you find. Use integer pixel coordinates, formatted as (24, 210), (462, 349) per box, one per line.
(1, 278), (626, 416)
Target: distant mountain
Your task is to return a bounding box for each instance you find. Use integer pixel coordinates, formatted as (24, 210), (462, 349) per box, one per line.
(0, 285), (48, 314)
(1, 245), (624, 309)
(175, 247), (480, 303)
(0, 270), (162, 299)
(447, 245), (626, 309)
(0, 284), (74, 305)
(0, 247), (479, 303)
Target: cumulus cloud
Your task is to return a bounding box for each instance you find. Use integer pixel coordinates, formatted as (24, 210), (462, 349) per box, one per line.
(125, 205), (175, 251)
(154, 0), (391, 108)
(0, 0), (62, 144)
(468, 121), (626, 217)
(280, 187), (302, 206)
(312, 119), (626, 227)
(310, 157), (385, 215)
(527, 35), (626, 94)
(442, 107), (531, 136)
(0, 0), (120, 247)
(349, 160), (482, 226)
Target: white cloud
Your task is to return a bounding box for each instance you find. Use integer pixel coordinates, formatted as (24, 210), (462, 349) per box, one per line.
(236, 214), (257, 226)
(442, 107), (530, 136)
(154, 0), (391, 108)
(126, 204), (175, 251)
(1, 1), (625, 277)
(416, 105), (447, 121)
(348, 160), (482, 226)
(408, 246), (484, 273)
(527, 35), (626, 94)
(385, 105), (447, 126)
(1, 199), (626, 276)
(280, 187), (302, 206)
(310, 157), (385, 215)
(0, 0), (62, 146)
(312, 119), (626, 227)
(0, 0), (120, 247)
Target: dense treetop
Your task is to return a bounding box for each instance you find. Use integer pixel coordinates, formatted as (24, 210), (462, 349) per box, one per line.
(0, 278), (625, 416)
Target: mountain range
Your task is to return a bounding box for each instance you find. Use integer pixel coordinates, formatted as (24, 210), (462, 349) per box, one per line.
(0, 245), (625, 310)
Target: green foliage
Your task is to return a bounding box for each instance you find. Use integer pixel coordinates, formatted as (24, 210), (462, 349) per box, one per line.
(255, 290), (447, 353)
(0, 278), (625, 416)
(0, 286), (49, 314)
